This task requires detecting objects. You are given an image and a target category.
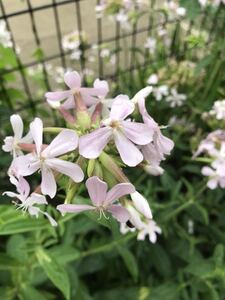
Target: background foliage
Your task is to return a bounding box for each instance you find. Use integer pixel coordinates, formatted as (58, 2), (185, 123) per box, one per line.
(0, 0), (225, 299)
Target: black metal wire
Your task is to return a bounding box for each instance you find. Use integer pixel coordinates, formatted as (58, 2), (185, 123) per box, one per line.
(26, 0), (51, 91)
(0, 0), (222, 119)
(52, 0), (67, 69)
(96, 0), (103, 78)
(0, 0), (36, 116)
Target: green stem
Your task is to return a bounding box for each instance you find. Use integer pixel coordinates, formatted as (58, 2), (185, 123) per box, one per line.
(43, 127), (65, 133)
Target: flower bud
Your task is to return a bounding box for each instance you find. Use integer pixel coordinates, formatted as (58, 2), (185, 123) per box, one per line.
(130, 191), (152, 219)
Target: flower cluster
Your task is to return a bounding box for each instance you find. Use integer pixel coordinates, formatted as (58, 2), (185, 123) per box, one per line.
(195, 130), (225, 189)
(3, 70), (174, 242)
(147, 74), (187, 107)
(205, 99), (225, 121)
(198, 0), (225, 7)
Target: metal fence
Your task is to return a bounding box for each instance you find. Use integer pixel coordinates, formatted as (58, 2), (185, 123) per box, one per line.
(0, 0), (224, 118)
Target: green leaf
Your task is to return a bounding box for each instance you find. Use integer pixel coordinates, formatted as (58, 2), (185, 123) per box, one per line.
(0, 205), (49, 235)
(117, 245), (139, 282)
(149, 283), (180, 300)
(0, 253), (20, 270)
(20, 285), (47, 300)
(149, 244), (173, 278)
(6, 234), (28, 263)
(36, 248), (70, 300)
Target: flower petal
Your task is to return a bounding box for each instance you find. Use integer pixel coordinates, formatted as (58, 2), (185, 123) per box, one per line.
(105, 183), (135, 205)
(122, 121), (153, 145)
(64, 71), (81, 88)
(132, 86), (153, 104)
(110, 95), (134, 120)
(41, 166), (56, 198)
(207, 178), (218, 189)
(43, 211), (58, 226)
(108, 205), (130, 223)
(61, 95), (75, 109)
(57, 204), (95, 213)
(86, 176), (108, 206)
(114, 130), (143, 167)
(10, 114), (23, 139)
(29, 193), (48, 205)
(131, 191), (152, 219)
(79, 127), (112, 159)
(93, 78), (109, 97)
(45, 90), (71, 101)
(12, 153), (40, 176)
(201, 166), (215, 176)
(30, 118), (43, 155)
(45, 90), (72, 101)
(42, 129), (78, 158)
(156, 132), (174, 156)
(46, 158), (84, 183)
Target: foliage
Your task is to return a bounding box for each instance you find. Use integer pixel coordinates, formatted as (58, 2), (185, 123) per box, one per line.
(0, 1), (225, 299)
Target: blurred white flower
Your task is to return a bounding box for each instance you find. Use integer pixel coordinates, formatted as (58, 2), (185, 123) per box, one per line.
(153, 85), (169, 101)
(144, 37), (156, 55)
(0, 21), (12, 48)
(147, 74), (158, 85)
(166, 88), (187, 107)
(209, 100), (225, 120)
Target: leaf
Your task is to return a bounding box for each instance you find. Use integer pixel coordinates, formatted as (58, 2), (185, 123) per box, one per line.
(20, 285), (47, 300)
(213, 244), (224, 267)
(0, 253), (20, 270)
(36, 248), (70, 300)
(149, 283), (180, 300)
(117, 245), (139, 282)
(49, 245), (81, 265)
(149, 244), (172, 278)
(6, 234), (28, 263)
(0, 205), (49, 235)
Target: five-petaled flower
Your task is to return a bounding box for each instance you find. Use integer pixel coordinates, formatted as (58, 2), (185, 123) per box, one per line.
(57, 176), (135, 223)
(45, 71), (108, 109)
(12, 118), (84, 198)
(79, 95), (154, 166)
(3, 176), (57, 226)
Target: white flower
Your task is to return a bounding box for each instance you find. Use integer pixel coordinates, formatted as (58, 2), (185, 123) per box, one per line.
(2, 115), (32, 158)
(137, 219), (162, 243)
(176, 7), (186, 16)
(0, 21), (12, 47)
(144, 37), (156, 54)
(130, 192), (152, 219)
(144, 164), (164, 176)
(3, 176), (57, 226)
(70, 49), (82, 60)
(210, 100), (225, 120)
(166, 88), (187, 107)
(153, 85), (169, 101)
(147, 74), (158, 85)
(120, 191), (161, 243)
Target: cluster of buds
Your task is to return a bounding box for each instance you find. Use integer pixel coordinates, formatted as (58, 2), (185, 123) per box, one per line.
(194, 130), (225, 189)
(2, 70), (174, 242)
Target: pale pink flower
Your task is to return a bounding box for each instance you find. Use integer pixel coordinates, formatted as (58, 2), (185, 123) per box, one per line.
(202, 166), (225, 189)
(2, 114), (32, 158)
(45, 71), (108, 109)
(138, 98), (174, 165)
(57, 176), (135, 223)
(122, 191), (161, 243)
(12, 118), (84, 198)
(79, 95), (154, 167)
(3, 176), (57, 226)
(137, 219), (162, 243)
